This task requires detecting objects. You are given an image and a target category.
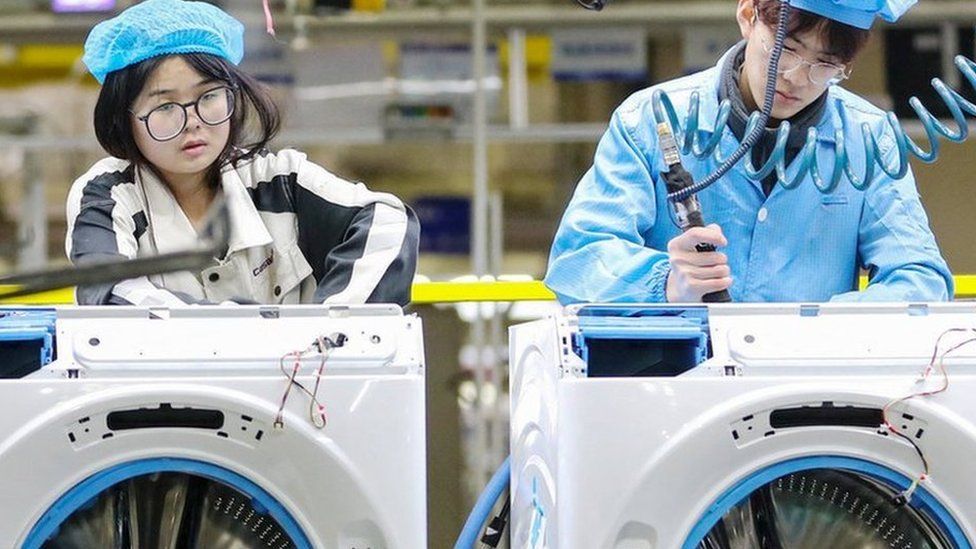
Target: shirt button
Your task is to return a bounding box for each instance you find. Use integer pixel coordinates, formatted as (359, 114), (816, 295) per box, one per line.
(274, 285), (282, 296)
(757, 207), (768, 223)
(208, 273), (220, 282)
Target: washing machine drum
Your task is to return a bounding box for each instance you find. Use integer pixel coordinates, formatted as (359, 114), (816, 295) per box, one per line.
(699, 469), (951, 549)
(41, 472), (296, 548)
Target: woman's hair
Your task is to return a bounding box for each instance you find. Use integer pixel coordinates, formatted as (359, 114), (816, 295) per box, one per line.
(754, 0), (871, 64)
(93, 53), (281, 185)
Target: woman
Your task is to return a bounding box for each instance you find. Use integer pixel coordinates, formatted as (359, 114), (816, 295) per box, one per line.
(67, 0), (419, 306)
(545, 0), (953, 303)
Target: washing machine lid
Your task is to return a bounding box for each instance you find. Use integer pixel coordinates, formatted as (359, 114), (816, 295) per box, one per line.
(705, 303), (976, 374)
(35, 304), (422, 378)
(563, 303), (976, 377)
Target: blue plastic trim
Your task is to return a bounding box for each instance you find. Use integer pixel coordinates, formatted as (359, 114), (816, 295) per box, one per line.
(575, 310), (710, 372)
(530, 476), (546, 547)
(577, 315), (704, 324)
(0, 328), (53, 367)
(682, 456), (970, 549)
(0, 309), (57, 366)
(0, 327), (50, 341)
(0, 309), (57, 328)
(577, 325), (704, 340)
(23, 457), (312, 549)
(576, 305), (709, 320)
(577, 314), (706, 340)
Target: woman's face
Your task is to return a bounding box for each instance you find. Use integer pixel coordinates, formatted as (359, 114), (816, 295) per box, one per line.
(130, 56), (232, 185)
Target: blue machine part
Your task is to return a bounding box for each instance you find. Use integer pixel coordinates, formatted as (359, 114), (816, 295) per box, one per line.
(23, 457), (313, 549)
(657, 53), (976, 198)
(530, 476), (546, 547)
(576, 316), (707, 341)
(575, 304), (710, 321)
(574, 307), (711, 376)
(683, 455), (970, 549)
(0, 309), (57, 368)
(454, 456), (512, 549)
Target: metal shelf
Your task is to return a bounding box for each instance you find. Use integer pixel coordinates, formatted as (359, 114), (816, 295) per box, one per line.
(0, 12), (104, 43)
(5, 2), (976, 42)
(281, 123), (608, 145)
(4, 121), (971, 151)
(0, 123), (608, 151)
(289, 3), (736, 33)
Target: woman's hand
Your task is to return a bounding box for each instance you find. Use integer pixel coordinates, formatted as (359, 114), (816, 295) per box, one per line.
(665, 224), (733, 302)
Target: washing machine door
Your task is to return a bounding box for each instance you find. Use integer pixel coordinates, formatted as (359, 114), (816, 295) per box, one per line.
(41, 472), (296, 549)
(697, 469), (952, 549)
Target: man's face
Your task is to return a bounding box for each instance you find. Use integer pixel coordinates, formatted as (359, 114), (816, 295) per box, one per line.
(740, 15), (848, 119)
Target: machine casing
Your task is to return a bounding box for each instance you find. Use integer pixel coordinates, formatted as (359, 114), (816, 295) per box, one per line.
(510, 303), (976, 548)
(0, 304), (426, 549)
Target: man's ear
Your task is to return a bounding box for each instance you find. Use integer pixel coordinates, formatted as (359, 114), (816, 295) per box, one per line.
(736, 0), (756, 40)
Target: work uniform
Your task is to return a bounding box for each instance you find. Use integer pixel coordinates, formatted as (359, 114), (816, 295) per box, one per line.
(66, 148), (419, 306)
(545, 47), (953, 304)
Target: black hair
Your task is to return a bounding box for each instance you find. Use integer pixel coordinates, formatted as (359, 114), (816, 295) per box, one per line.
(755, 0), (871, 64)
(93, 52), (281, 187)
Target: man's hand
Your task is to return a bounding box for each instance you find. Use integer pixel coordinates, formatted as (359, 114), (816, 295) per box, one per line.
(666, 224), (732, 302)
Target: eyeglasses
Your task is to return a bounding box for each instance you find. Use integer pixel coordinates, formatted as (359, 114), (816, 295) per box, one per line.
(131, 86), (236, 142)
(759, 35), (850, 87)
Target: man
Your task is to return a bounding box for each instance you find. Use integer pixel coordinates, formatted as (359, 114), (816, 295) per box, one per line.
(545, 0), (952, 303)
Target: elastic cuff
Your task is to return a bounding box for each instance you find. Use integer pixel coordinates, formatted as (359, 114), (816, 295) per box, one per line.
(646, 260), (671, 303)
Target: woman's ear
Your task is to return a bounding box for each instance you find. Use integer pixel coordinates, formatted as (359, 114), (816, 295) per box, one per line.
(736, 0), (756, 40)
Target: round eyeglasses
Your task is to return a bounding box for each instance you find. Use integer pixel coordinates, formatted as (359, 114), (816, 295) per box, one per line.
(131, 86), (236, 142)
(759, 35), (850, 87)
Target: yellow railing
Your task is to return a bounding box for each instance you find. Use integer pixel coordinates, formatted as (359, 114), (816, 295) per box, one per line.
(0, 287), (76, 305)
(410, 280), (557, 303)
(411, 276), (976, 303)
(3, 275), (976, 305)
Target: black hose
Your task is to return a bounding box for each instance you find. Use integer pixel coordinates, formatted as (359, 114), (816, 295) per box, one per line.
(669, 0), (794, 202)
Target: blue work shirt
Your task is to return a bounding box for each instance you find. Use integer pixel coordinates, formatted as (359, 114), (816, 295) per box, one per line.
(545, 48), (953, 304)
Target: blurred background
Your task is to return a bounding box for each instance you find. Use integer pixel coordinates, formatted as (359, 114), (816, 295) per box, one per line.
(1, 0), (976, 545)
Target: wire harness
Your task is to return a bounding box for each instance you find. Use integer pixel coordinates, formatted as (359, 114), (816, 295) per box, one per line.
(274, 332), (347, 430)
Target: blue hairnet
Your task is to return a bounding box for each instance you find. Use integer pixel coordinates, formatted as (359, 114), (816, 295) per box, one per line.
(790, 0), (917, 29)
(83, 0), (244, 84)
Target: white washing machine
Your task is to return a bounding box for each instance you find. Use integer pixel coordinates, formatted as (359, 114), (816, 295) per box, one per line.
(509, 303), (976, 549)
(0, 304), (426, 549)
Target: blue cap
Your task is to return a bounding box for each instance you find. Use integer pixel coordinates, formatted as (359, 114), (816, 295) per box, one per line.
(790, 0), (917, 29)
(82, 0), (245, 84)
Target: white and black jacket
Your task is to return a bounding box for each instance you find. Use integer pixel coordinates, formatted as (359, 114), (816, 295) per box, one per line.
(65, 149), (419, 307)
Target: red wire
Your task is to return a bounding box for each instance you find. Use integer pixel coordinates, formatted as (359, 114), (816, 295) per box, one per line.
(882, 328), (976, 500)
(274, 351), (304, 428)
(262, 0), (276, 37)
(274, 337), (336, 429)
(309, 335), (329, 428)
